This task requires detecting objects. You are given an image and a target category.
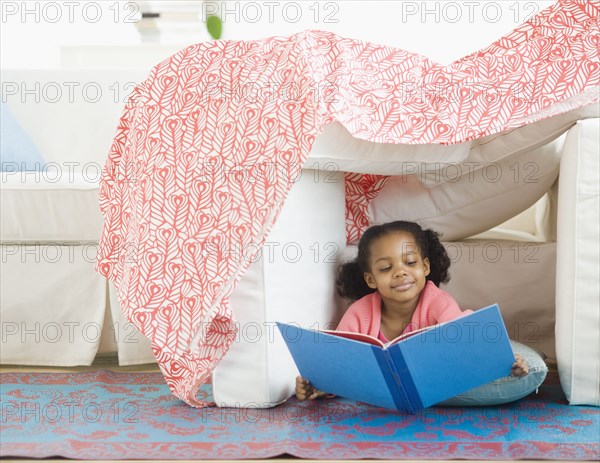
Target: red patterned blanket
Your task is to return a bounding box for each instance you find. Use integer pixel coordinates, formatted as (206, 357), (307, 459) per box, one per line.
(96, 0), (599, 406)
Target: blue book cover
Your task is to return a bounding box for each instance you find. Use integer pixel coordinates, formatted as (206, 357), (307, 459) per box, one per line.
(277, 304), (515, 413)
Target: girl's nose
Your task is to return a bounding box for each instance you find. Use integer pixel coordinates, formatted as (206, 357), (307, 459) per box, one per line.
(393, 266), (407, 277)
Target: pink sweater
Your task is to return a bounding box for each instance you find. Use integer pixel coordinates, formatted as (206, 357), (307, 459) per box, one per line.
(337, 281), (472, 339)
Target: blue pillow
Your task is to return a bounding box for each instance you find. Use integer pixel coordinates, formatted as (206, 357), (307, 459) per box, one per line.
(1, 102), (45, 172)
(436, 340), (548, 407)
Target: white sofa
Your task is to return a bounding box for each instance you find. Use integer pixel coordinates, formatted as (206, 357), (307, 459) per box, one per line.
(1, 69), (598, 408)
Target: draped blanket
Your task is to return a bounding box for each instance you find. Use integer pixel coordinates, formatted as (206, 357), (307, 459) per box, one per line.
(96, 0), (599, 407)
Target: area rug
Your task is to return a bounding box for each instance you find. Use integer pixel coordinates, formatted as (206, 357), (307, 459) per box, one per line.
(1, 370), (598, 460)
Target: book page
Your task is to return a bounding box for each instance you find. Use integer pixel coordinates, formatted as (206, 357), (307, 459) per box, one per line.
(387, 324), (435, 346)
(323, 310), (474, 348)
(324, 327), (432, 348)
(324, 330), (385, 348)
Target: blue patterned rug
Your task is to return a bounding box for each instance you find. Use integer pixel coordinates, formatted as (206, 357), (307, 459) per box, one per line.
(1, 370), (598, 460)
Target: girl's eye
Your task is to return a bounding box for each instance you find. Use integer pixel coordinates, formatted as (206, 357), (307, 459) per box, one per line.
(407, 261), (417, 266)
(379, 267), (391, 272)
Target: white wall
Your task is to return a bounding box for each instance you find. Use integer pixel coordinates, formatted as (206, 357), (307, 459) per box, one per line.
(1, 1), (140, 68)
(1, 0), (554, 69)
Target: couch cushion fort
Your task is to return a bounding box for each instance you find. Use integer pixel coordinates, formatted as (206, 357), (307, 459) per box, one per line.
(1, 69), (598, 407)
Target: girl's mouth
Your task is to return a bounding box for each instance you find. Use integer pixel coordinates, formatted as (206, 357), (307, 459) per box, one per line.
(392, 281), (414, 291)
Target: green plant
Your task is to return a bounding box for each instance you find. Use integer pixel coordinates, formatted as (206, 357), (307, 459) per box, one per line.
(206, 15), (222, 40)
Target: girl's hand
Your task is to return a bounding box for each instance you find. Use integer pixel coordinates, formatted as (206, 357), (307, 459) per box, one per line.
(295, 375), (329, 400)
(511, 354), (529, 377)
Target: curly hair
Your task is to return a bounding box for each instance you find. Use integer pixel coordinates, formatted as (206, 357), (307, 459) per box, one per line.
(336, 221), (451, 301)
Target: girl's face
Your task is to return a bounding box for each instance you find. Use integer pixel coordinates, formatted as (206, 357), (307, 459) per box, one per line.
(363, 231), (430, 312)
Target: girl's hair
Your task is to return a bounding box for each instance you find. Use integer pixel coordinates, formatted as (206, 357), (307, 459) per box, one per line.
(336, 221), (451, 301)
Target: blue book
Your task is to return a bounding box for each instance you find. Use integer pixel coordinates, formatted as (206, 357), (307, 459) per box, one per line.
(277, 304), (515, 413)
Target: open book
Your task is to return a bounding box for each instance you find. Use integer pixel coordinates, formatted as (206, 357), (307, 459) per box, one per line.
(277, 304), (515, 413)
(325, 322), (434, 347)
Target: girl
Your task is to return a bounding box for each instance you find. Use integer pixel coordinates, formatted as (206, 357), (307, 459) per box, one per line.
(296, 220), (533, 402)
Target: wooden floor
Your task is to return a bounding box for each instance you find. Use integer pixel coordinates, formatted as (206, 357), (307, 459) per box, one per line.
(0, 355), (161, 373)
(0, 359), (577, 463)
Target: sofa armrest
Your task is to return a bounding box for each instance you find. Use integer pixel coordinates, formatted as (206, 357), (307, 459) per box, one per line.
(555, 118), (600, 406)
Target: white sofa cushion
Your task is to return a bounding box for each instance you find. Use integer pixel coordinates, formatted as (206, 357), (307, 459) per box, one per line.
(368, 132), (565, 241)
(309, 105), (598, 177)
(212, 169), (346, 407)
(0, 172), (102, 242)
(555, 118), (600, 406)
(309, 122), (471, 173)
(443, 240), (557, 362)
